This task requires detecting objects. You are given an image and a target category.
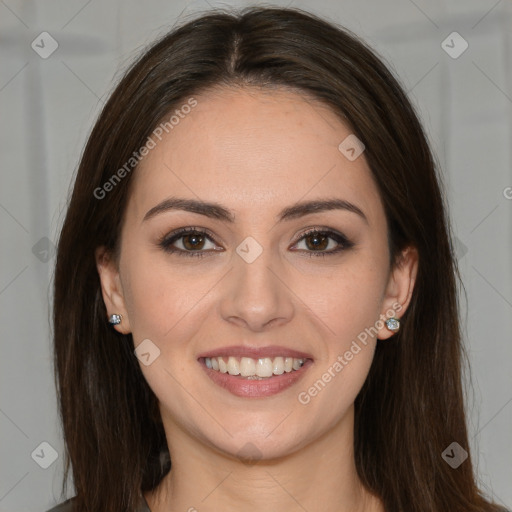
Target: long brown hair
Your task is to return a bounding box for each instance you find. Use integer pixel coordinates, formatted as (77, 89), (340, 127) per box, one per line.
(53, 6), (506, 512)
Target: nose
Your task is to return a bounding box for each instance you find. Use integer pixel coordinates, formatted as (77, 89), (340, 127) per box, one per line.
(218, 244), (295, 332)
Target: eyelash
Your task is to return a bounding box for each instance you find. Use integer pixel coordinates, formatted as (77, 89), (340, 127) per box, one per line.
(157, 226), (354, 259)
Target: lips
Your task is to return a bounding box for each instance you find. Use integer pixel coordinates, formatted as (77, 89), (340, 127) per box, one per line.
(196, 345), (313, 360)
(197, 345), (314, 398)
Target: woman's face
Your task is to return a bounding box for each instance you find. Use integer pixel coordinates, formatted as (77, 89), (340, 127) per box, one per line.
(97, 86), (416, 461)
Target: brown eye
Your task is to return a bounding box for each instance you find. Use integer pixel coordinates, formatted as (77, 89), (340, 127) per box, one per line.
(304, 232), (330, 251)
(292, 229), (354, 257)
(159, 227), (219, 258)
(182, 232), (206, 250)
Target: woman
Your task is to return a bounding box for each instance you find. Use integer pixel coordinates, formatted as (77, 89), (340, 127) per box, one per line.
(48, 6), (508, 512)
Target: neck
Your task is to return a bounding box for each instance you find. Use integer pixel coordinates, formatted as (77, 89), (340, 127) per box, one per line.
(145, 406), (383, 512)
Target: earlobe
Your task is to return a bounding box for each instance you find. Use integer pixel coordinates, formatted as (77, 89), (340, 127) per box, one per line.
(377, 246), (418, 340)
(95, 246), (131, 334)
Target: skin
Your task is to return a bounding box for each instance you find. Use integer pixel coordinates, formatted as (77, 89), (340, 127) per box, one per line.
(96, 86), (418, 512)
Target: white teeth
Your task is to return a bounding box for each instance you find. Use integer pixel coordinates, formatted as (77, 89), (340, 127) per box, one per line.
(292, 358), (304, 371)
(256, 357), (273, 377)
(240, 357), (256, 377)
(227, 356), (240, 376)
(204, 355), (307, 378)
(273, 356), (284, 375)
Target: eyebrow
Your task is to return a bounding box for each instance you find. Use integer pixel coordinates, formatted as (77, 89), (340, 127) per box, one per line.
(143, 197), (368, 224)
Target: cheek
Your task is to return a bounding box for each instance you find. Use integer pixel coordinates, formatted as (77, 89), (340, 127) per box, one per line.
(294, 250), (388, 406)
(306, 255), (388, 346)
(295, 263), (385, 424)
(120, 244), (198, 343)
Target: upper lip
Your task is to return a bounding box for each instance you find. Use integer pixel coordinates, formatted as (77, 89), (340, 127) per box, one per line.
(197, 345), (313, 360)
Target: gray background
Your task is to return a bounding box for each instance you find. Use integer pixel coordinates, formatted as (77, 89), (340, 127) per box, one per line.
(1, 0), (511, 510)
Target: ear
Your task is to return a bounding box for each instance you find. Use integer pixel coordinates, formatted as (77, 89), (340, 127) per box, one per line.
(377, 246), (418, 340)
(95, 246), (131, 334)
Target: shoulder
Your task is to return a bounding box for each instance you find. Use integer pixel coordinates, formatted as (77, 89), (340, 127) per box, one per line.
(44, 497), (75, 512)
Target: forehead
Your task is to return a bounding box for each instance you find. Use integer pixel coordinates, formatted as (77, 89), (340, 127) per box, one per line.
(127, 86), (383, 223)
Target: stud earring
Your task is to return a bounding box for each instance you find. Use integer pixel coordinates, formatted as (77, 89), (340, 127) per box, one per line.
(108, 314), (122, 325)
(385, 317), (400, 333)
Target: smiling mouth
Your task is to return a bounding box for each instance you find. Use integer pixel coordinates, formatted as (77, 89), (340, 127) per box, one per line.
(200, 355), (309, 379)
(198, 354), (314, 398)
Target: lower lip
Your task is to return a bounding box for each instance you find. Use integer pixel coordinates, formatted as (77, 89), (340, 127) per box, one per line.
(199, 359), (313, 398)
